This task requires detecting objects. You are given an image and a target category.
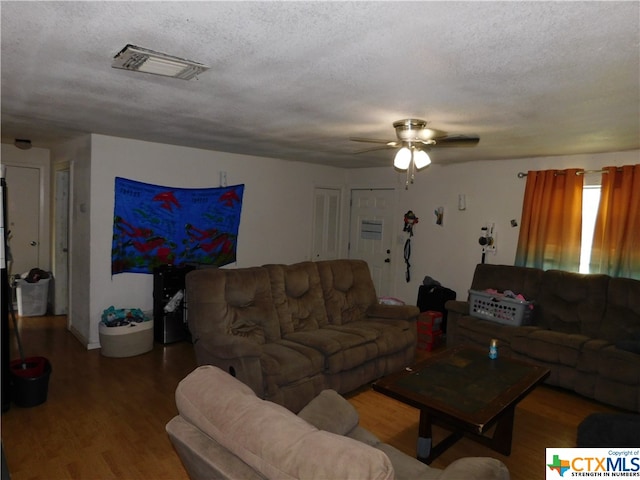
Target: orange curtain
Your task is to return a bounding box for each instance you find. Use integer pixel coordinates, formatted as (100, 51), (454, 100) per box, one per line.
(590, 165), (640, 279)
(515, 169), (584, 271)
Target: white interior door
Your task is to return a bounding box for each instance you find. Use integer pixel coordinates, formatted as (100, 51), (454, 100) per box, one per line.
(4, 165), (41, 277)
(348, 188), (395, 296)
(312, 187), (341, 260)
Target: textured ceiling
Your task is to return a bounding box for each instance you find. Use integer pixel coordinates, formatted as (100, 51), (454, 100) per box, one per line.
(1, 1), (639, 168)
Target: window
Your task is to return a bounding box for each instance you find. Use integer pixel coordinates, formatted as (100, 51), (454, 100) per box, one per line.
(517, 166), (639, 278)
(579, 185), (601, 274)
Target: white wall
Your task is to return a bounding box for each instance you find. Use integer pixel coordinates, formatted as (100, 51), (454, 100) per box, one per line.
(83, 134), (347, 348)
(347, 150), (640, 305)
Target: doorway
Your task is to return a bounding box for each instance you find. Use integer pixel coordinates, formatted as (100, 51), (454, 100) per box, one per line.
(348, 188), (395, 296)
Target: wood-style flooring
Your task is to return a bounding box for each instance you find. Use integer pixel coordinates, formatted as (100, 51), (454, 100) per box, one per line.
(2, 315), (622, 480)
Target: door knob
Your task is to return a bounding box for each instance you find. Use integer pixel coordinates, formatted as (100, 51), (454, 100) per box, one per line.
(30, 241), (38, 246)
(384, 258), (390, 263)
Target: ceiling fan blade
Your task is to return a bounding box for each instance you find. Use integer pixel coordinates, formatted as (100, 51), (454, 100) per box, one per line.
(417, 128), (447, 141)
(433, 135), (480, 147)
(353, 145), (396, 154)
(350, 137), (399, 147)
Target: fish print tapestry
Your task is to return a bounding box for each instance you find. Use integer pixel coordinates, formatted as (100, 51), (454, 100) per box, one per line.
(112, 177), (244, 274)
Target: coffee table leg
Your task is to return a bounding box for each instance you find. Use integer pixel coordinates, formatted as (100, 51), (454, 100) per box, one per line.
(417, 410), (433, 462)
(490, 406), (515, 456)
(472, 405), (515, 456)
(417, 410), (465, 464)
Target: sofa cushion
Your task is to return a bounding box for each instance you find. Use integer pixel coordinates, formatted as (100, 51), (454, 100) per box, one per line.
(577, 339), (612, 374)
(284, 328), (375, 356)
(265, 262), (329, 335)
(591, 345), (640, 385)
(536, 270), (609, 335)
(284, 327), (380, 373)
(600, 276), (640, 344)
(186, 267), (281, 344)
(176, 366), (395, 480)
(317, 259), (379, 325)
(260, 340), (325, 393)
(367, 303), (421, 320)
(330, 320), (415, 355)
(456, 316), (525, 354)
(594, 376), (640, 412)
(511, 329), (590, 367)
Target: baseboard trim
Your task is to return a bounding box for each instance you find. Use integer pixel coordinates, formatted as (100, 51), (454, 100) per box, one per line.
(69, 324), (100, 350)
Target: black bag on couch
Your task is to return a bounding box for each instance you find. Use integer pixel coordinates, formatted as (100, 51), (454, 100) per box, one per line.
(417, 285), (456, 333)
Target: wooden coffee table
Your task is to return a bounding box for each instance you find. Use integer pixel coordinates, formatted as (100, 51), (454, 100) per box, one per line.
(372, 344), (550, 464)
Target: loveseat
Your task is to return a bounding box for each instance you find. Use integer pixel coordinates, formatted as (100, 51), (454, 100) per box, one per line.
(185, 259), (419, 412)
(446, 264), (640, 412)
(166, 365), (511, 480)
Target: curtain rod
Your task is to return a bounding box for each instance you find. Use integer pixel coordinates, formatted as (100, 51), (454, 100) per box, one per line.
(517, 169), (612, 178)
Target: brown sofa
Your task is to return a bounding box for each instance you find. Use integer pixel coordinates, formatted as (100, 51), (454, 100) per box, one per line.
(446, 264), (640, 412)
(185, 259), (419, 412)
(166, 365), (511, 480)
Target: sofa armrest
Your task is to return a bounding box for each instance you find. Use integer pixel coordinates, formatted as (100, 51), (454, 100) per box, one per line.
(166, 416), (265, 480)
(367, 304), (420, 320)
(193, 339), (265, 398)
(445, 300), (469, 315)
(439, 457), (510, 480)
(297, 389), (360, 436)
(445, 300), (470, 348)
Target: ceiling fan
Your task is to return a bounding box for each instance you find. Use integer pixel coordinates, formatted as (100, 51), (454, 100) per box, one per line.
(350, 119), (480, 188)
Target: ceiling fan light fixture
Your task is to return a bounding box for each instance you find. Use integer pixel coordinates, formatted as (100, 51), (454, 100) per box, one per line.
(413, 149), (431, 169)
(394, 147), (412, 170)
(393, 118), (427, 142)
(112, 44), (209, 80)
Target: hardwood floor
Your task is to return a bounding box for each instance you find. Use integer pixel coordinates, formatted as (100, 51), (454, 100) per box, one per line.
(2, 316), (622, 479)
(3, 315), (196, 480)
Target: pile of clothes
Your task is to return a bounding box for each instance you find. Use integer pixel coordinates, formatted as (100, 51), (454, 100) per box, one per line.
(101, 306), (149, 327)
(12, 268), (50, 286)
(483, 288), (528, 302)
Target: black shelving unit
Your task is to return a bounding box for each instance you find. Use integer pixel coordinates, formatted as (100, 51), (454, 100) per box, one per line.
(152, 264), (196, 344)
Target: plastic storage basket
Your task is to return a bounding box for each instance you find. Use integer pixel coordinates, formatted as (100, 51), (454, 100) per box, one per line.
(469, 289), (534, 326)
(15, 278), (50, 316)
(99, 309), (154, 358)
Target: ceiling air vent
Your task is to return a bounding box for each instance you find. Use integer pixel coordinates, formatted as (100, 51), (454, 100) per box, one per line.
(112, 44), (209, 80)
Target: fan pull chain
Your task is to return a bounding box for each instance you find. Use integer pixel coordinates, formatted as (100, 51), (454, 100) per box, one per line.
(405, 149), (416, 189)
